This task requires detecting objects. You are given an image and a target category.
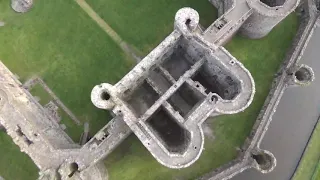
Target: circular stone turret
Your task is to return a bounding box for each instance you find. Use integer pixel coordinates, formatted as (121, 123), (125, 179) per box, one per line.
(251, 150), (276, 173)
(56, 162), (108, 180)
(91, 83), (117, 110)
(239, 0), (300, 39)
(174, 7), (200, 38)
(11, 0), (33, 13)
(288, 64), (315, 86)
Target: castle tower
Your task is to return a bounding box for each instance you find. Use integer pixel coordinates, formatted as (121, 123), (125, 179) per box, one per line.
(239, 0), (300, 39)
(11, 0), (33, 13)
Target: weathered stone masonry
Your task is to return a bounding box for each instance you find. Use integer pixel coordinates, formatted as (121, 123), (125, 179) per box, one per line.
(90, 0), (303, 171)
(91, 8), (255, 168)
(0, 0), (317, 179)
(199, 0), (317, 179)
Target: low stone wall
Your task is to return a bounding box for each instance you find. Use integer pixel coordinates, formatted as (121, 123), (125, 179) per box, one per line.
(244, 1), (316, 148)
(23, 76), (81, 125)
(199, 1), (319, 179)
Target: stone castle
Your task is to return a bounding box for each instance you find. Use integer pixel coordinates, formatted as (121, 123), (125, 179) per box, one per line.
(0, 0), (317, 179)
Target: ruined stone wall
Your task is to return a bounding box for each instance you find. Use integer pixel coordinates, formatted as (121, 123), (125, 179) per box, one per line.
(241, 8), (315, 150)
(209, 0), (234, 16)
(199, 2), (319, 179)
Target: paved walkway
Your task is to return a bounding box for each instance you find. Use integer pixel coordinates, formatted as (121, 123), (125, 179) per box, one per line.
(232, 22), (320, 180)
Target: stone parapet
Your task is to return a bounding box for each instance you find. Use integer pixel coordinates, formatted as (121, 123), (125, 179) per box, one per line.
(199, 1), (318, 179)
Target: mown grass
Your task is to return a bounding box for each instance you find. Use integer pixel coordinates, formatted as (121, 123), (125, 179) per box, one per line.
(0, 133), (38, 180)
(29, 84), (83, 142)
(104, 13), (299, 180)
(0, 0), (134, 133)
(86, 0), (218, 55)
(58, 109), (84, 142)
(312, 163), (320, 180)
(293, 120), (320, 180)
(29, 84), (52, 105)
(0, 0), (133, 179)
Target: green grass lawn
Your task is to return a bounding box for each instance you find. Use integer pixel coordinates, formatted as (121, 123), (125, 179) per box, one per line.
(0, 0), (133, 179)
(312, 163), (320, 180)
(29, 84), (52, 105)
(104, 13), (299, 180)
(293, 121), (320, 180)
(0, 0), (298, 179)
(0, 133), (38, 180)
(86, 0), (218, 55)
(58, 109), (84, 142)
(0, 0), (134, 133)
(29, 84), (84, 142)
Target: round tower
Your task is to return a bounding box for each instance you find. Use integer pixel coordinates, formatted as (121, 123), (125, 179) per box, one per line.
(11, 0), (33, 13)
(287, 64), (314, 87)
(251, 149), (277, 173)
(240, 0), (300, 39)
